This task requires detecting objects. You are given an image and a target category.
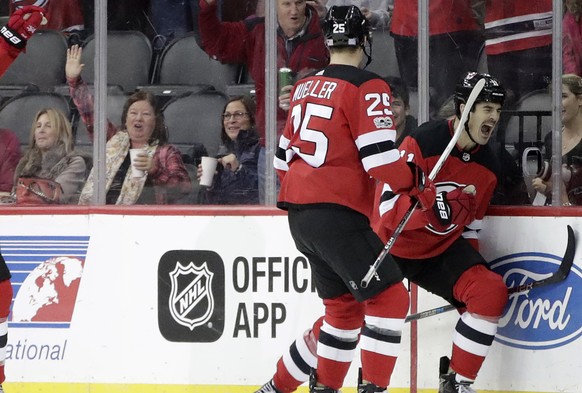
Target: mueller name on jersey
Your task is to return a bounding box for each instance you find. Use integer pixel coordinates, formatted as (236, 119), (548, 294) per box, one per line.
(293, 80), (338, 101)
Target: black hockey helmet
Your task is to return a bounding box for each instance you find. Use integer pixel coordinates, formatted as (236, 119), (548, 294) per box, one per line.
(454, 72), (506, 117)
(323, 5), (371, 48)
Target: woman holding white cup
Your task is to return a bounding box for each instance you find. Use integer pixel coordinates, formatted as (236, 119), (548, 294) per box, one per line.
(197, 95), (260, 204)
(66, 45), (191, 205)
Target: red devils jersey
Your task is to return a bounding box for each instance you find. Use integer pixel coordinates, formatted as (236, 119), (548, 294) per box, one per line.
(484, 0), (552, 55)
(372, 119), (499, 259)
(274, 64), (415, 219)
(391, 0), (480, 37)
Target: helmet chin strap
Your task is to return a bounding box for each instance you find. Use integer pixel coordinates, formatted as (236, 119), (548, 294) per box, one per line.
(362, 40), (372, 69)
(463, 111), (480, 146)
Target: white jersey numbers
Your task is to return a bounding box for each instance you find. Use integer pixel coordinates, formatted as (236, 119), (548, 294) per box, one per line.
(365, 93), (393, 117)
(290, 102), (333, 168)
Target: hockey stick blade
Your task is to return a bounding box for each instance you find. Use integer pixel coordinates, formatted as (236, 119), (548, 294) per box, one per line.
(507, 224), (575, 294)
(405, 224), (577, 322)
(361, 79), (486, 288)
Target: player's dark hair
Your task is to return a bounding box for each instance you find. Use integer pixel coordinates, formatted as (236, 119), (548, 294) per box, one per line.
(384, 76), (410, 108)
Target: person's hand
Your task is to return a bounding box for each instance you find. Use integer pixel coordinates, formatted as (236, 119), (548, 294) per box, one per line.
(219, 153), (240, 172)
(131, 151), (153, 173)
(196, 163), (203, 181)
(279, 85), (293, 111)
(66, 44), (84, 80)
(426, 185), (477, 230)
(532, 177), (547, 194)
(1, 5), (46, 54)
(307, 0), (327, 17)
(406, 162), (436, 211)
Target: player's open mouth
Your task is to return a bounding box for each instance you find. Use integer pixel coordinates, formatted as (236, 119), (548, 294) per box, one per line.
(481, 124), (493, 136)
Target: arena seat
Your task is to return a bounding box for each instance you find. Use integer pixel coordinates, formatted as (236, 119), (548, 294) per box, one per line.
(162, 90), (228, 158)
(0, 29), (68, 102)
(150, 33), (240, 95)
(0, 92), (71, 149)
(80, 30), (153, 93)
(503, 89), (551, 160)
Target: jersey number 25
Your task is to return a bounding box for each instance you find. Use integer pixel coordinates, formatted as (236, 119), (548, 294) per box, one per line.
(289, 102), (333, 168)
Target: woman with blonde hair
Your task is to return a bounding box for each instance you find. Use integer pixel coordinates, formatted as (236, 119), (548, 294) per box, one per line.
(533, 74), (582, 205)
(13, 108), (90, 204)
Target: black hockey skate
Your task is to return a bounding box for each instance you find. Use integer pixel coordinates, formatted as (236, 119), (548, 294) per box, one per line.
(309, 369), (341, 393)
(438, 356), (476, 393)
(254, 379), (282, 393)
(357, 367), (387, 393)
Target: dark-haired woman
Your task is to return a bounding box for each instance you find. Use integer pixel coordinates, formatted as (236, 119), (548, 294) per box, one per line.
(66, 45), (191, 205)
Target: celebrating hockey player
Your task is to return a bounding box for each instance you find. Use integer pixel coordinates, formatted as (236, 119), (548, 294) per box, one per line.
(272, 5), (437, 393)
(260, 72), (508, 393)
(0, 5), (46, 78)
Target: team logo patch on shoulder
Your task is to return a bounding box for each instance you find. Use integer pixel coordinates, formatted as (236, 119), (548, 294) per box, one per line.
(374, 116), (393, 129)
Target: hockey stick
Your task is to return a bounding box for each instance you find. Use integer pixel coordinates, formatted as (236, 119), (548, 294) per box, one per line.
(361, 79), (487, 288)
(404, 224), (576, 322)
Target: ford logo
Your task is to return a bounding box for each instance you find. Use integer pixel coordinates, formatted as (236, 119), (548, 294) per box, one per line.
(490, 252), (582, 350)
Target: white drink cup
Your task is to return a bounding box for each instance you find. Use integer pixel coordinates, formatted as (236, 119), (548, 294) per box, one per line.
(129, 148), (147, 178)
(200, 156), (218, 187)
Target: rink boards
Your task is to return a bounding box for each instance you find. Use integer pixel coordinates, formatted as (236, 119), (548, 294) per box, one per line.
(0, 206), (580, 393)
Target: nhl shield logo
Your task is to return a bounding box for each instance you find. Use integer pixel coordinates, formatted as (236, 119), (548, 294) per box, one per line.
(169, 261), (214, 330)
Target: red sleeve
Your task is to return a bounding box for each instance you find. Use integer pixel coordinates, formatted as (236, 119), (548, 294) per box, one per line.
(563, 15), (578, 75)
(198, 0), (250, 64)
(68, 76), (118, 142)
(149, 144), (192, 196)
(374, 136), (431, 233)
(348, 78), (415, 193)
(0, 129), (21, 192)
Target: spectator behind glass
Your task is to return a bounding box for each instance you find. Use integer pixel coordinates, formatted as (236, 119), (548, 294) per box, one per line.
(66, 45), (191, 205)
(198, 0), (329, 203)
(383, 75), (417, 145)
(564, 0), (582, 77)
(198, 95), (260, 204)
(0, 129), (22, 194)
(81, 0), (152, 38)
(532, 74), (582, 206)
(149, 0), (262, 50)
(13, 108), (90, 204)
(260, 0), (391, 28)
(484, 0), (552, 108)
(390, 0), (483, 118)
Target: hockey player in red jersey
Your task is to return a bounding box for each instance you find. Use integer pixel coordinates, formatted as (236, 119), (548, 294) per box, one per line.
(260, 72), (508, 393)
(375, 72), (508, 393)
(0, 5), (46, 78)
(272, 5), (436, 393)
